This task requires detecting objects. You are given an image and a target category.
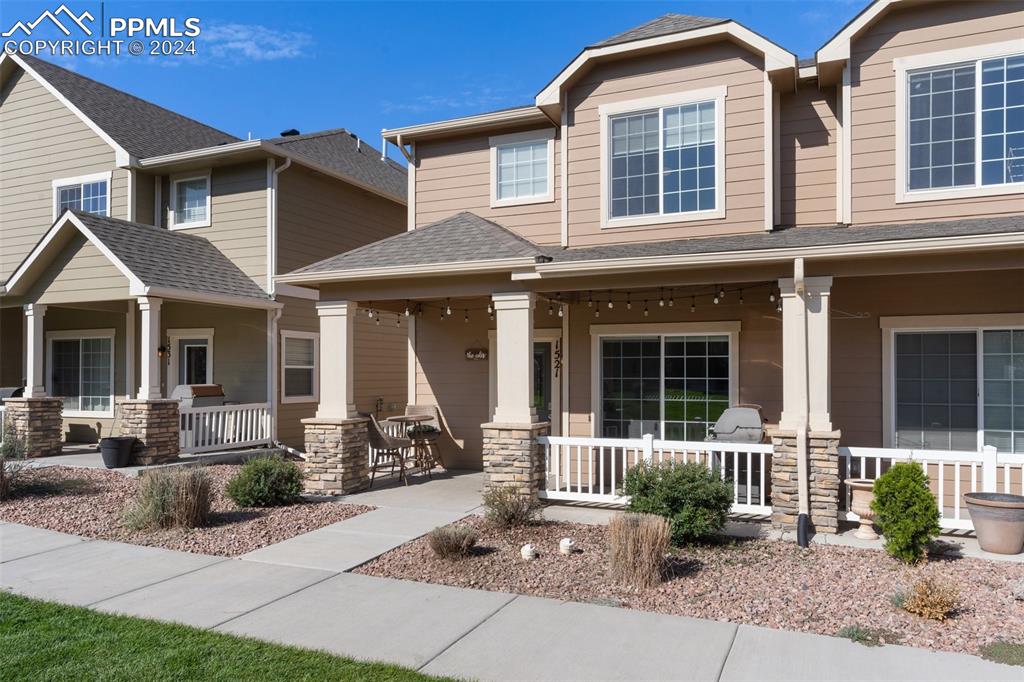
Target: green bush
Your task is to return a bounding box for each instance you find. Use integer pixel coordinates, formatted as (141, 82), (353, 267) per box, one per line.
(621, 461), (732, 545)
(870, 462), (940, 564)
(124, 467), (211, 530)
(226, 455), (304, 508)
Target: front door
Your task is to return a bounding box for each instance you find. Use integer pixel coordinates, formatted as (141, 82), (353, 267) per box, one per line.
(533, 341), (553, 423)
(178, 339), (209, 385)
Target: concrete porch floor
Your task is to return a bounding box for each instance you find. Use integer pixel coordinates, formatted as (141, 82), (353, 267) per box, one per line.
(24, 446), (281, 477)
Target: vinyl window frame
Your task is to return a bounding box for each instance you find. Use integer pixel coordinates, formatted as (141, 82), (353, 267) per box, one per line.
(167, 328), (215, 395)
(51, 171), (112, 221)
(280, 330), (319, 404)
(45, 328), (116, 418)
(894, 40), (1024, 204)
(488, 129), (556, 208)
(169, 171), (212, 229)
(599, 86), (727, 229)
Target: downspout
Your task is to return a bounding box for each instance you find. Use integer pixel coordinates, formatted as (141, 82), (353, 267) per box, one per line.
(267, 158), (291, 446)
(793, 257), (811, 547)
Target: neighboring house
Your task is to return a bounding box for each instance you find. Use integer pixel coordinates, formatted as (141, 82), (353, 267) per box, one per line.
(281, 0), (1024, 531)
(0, 52), (407, 456)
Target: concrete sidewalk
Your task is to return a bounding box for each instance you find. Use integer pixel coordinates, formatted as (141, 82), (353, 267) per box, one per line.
(1, 522), (1018, 681)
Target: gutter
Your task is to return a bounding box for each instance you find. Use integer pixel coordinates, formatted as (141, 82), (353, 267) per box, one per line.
(276, 256), (539, 285)
(792, 257), (811, 547)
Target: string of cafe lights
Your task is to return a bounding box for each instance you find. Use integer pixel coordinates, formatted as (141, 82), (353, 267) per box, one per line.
(363, 282), (781, 327)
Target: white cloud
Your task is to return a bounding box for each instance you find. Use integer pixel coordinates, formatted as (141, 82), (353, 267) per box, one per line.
(199, 23), (313, 63)
(381, 87), (521, 115)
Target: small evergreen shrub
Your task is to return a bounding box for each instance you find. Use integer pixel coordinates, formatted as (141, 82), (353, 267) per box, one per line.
(870, 462), (940, 564)
(427, 525), (479, 560)
(226, 455), (303, 508)
(621, 461), (732, 545)
(482, 486), (541, 529)
(607, 512), (671, 589)
(124, 467), (211, 530)
(902, 576), (959, 621)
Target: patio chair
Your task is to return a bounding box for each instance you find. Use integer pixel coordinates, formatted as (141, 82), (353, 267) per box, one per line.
(368, 413), (414, 488)
(404, 404), (446, 469)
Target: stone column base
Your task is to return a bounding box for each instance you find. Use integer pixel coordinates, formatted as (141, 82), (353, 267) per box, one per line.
(120, 399), (180, 465)
(2, 397), (63, 458)
(481, 421), (549, 497)
(768, 428), (841, 534)
(302, 417), (369, 495)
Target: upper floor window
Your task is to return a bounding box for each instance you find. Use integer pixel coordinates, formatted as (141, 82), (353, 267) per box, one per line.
(281, 331), (319, 403)
(897, 43), (1023, 203)
(51, 172), (110, 220)
(599, 86), (726, 228)
(489, 130), (555, 207)
(170, 173), (211, 229)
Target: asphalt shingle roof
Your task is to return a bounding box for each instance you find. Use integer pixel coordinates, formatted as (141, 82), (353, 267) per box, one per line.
(591, 13), (728, 47)
(20, 55), (239, 158)
(71, 211), (268, 301)
(269, 129), (407, 203)
(289, 212), (545, 275)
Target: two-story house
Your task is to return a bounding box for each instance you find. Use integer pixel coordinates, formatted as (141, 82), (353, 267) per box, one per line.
(280, 0), (1023, 533)
(0, 53), (408, 460)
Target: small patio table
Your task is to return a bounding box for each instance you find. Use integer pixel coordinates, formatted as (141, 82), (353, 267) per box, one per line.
(386, 414), (438, 474)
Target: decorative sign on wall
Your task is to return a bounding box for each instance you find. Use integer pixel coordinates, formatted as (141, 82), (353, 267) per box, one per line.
(465, 348), (488, 361)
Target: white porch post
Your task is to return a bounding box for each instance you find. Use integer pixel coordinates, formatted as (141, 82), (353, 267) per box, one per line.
(137, 296), (162, 399)
(316, 300), (357, 419)
(491, 291), (537, 424)
(23, 303), (47, 397)
(778, 275), (833, 432)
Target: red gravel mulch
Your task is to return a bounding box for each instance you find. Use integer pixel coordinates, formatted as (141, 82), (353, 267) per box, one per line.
(0, 465), (372, 557)
(355, 516), (1024, 656)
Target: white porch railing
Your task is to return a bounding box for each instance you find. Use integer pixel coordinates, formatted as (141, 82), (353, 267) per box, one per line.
(179, 403), (271, 455)
(0, 404), (5, 444)
(538, 434), (773, 515)
(840, 446), (1024, 531)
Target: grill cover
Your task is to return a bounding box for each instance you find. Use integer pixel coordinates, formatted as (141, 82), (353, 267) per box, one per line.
(170, 384), (225, 408)
(707, 405), (765, 443)
(0, 387), (24, 402)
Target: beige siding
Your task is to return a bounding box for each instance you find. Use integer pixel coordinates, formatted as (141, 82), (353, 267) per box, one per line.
(134, 171), (156, 226)
(566, 41), (767, 246)
(414, 126), (562, 245)
(276, 164), (406, 273)
(780, 85), (838, 227)
(850, 1), (1024, 224)
(30, 236), (131, 304)
(0, 68), (121, 281)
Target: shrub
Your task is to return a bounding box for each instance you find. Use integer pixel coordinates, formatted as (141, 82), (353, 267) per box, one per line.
(482, 486), (541, 529)
(607, 512), (671, 590)
(835, 625), (904, 648)
(870, 462), (940, 564)
(621, 461), (732, 546)
(226, 455), (303, 508)
(427, 525), (479, 560)
(902, 576), (959, 621)
(979, 641), (1024, 667)
(124, 467), (211, 530)
(0, 427), (29, 501)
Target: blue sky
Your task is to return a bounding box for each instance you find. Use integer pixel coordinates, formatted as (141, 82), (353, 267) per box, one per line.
(2, 1), (865, 158)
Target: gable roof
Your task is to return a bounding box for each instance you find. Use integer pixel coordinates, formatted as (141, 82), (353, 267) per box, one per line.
(15, 54), (239, 160)
(278, 211), (545, 282)
(4, 211), (273, 307)
(268, 129), (407, 203)
(591, 13), (728, 47)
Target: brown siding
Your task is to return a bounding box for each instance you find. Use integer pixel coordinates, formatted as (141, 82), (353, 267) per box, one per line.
(850, 1), (1024, 225)
(780, 84), (837, 227)
(566, 41), (767, 246)
(0, 307), (23, 386)
(414, 126), (562, 245)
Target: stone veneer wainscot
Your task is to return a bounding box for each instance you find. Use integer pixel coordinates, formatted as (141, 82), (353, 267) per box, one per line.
(302, 416), (369, 495)
(120, 399), (180, 465)
(768, 428), (841, 534)
(481, 421), (550, 497)
(2, 397), (63, 458)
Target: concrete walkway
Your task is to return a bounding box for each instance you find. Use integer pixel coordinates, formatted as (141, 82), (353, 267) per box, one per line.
(1, 521), (1018, 681)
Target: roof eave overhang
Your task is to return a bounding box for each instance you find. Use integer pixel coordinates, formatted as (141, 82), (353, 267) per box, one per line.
(135, 140), (264, 168)
(140, 286), (282, 309)
(816, 0), (904, 83)
(276, 257), (540, 285)
(381, 107), (552, 144)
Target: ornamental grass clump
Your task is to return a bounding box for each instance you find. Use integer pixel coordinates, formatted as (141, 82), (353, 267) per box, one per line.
(621, 461), (732, 546)
(427, 525), (479, 560)
(482, 486), (541, 529)
(124, 467), (211, 530)
(870, 462), (940, 564)
(226, 455), (304, 508)
(902, 576), (959, 621)
(607, 512), (671, 590)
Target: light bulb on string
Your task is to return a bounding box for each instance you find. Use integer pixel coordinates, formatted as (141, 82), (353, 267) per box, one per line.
(713, 294), (720, 305)
(403, 301), (410, 316)
(718, 286), (725, 300)
(690, 296), (696, 313)
(557, 305), (563, 318)
(626, 293), (632, 310)
(464, 309), (469, 323)
(739, 289), (744, 305)
(548, 301), (554, 316)
(487, 301), (493, 315)
(445, 299), (452, 316)
(367, 302), (374, 318)
(668, 289), (674, 307)
(395, 315), (401, 327)
(769, 291), (776, 303)
(659, 288), (665, 307)
(643, 300), (649, 317)
(594, 306), (600, 318)
(587, 291), (593, 307)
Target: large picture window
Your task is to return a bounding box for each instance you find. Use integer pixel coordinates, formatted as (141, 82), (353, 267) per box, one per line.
(47, 331), (114, 416)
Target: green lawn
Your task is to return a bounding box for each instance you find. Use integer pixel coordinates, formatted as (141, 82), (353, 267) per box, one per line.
(0, 592), (453, 681)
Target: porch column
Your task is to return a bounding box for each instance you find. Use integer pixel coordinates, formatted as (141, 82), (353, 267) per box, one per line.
(23, 303), (46, 397)
(778, 276), (833, 432)
(137, 296), (162, 399)
(315, 300), (357, 419)
(491, 291), (537, 424)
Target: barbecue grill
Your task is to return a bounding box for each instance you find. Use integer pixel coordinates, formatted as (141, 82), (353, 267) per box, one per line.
(170, 384), (225, 408)
(706, 404), (766, 443)
(0, 387), (24, 403)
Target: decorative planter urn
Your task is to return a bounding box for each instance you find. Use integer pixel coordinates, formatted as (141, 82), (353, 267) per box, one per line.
(965, 492), (1024, 555)
(845, 478), (878, 540)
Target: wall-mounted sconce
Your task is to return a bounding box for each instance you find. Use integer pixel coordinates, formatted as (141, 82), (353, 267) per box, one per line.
(157, 345), (171, 360)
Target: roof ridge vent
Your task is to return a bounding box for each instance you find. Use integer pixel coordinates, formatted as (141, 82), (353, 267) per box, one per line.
(280, 128), (300, 137)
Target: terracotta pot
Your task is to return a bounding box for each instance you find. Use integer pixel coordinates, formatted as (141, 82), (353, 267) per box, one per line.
(965, 492), (1024, 555)
(845, 478), (878, 540)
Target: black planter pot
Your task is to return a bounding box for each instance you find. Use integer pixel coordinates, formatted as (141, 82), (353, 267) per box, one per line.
(99, 437), (135, 468)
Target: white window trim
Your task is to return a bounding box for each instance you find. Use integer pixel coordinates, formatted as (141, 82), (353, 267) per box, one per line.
(880, 313), (1024, 450)
(599, 86), (727, 229)
(894, 40), (1024, 204)
(51, 171), (112, 221)
(588, 321), (741, 439)
(169, 171), (212, 229)
(280, 330), (319, 404)
(488, 129), (556, 208)
(45, 328), (116, 418)
(167, 328), (215, 395)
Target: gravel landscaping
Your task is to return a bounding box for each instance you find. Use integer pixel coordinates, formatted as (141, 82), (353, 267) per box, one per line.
(356, 516), (1024, 656)
(0, 465), (372, 557)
